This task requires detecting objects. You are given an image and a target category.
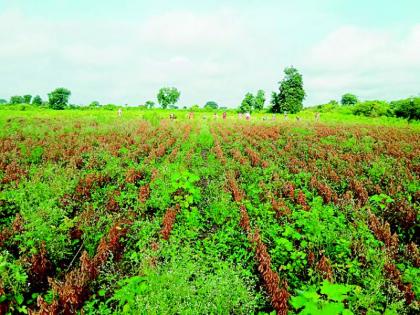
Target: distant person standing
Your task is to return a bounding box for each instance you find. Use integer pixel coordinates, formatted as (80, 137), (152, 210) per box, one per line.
(245, 112), (250, 120)
(118, 108), (122, 117)
(315, 112), (320, 122)
(223, 112), (227, 120)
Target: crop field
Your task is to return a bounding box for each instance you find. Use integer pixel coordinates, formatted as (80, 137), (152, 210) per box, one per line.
(0, 110), (419, 314)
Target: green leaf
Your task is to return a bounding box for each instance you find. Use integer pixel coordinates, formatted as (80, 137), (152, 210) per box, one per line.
(320, 281), (351, 302)
(322, 302), (345, 314)
(15, 293), (24, 305)
(98, 289), (106, 297)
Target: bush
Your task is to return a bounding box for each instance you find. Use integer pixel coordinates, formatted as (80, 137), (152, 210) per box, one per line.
(352, 100), (392, 117)
(391, 97), (420, 121)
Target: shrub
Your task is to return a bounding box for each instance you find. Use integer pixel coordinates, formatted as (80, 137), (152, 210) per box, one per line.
(352, 100), (392, 117)
(392, 97), (420, 121)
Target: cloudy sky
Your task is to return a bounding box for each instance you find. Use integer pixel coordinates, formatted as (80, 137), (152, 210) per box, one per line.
(1, 0), (419, 107)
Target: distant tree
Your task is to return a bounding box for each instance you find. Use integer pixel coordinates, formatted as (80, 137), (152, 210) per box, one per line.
(239, 93), (255, 113)
(190, 104), (200, 112)
(145, 100), (155, 109)
(271, 67), (305, 113)
(0, 99), (7, 104)
(352, 100), (392, 117)
(23, 94), (32, 104)
(48, 87), (71, 110)
(254, 90), (265, 111)
(32, 95), (43, 106)
(157, 87), (180, 109)
(9, 96), (24, 105)
(204, 101), (218, 110)
(328, 100), (339, 106)
(89, 101), (100, 107)
(392, 97), (420, 121)
(341, 93), (358, 106)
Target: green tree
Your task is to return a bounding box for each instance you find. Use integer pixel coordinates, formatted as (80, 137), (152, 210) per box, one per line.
(89, 101), (100, 107)
(341, 93), (358, 106)
(190, 104), (200, 111)
(157, 87), (180, 109)
(9, 96), (24, 105)
(0, 99), (7, 104)
(23, 94), (32, 104)
(204, 101), (218, 110)
(32, 95), (43, 106)
(392, 97), (420, 121)
(254, 90), (265, 111)
(352, 100), (391, 117)
(271, 67), (305, 113)
(48, 88), (71, 110)
(145, 100), (155, 109)
(239, 93), (255, 113)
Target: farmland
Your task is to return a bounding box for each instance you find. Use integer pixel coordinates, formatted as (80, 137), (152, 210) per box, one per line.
(0, 109), (419, 314)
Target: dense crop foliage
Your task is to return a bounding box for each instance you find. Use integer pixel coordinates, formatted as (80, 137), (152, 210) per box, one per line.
(0, 110), (419, 314)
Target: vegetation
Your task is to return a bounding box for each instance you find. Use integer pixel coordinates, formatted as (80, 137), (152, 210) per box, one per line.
(157, 87), (181, 109)
(239, 90), (266, 113)
(0, 108), (418, 314)
(392, 97), (420, 121)
(204, 101), (218, 110)
(341, 93), (358, 106)
(48, 88), (71, 110)
(271, 67), (305, 114)
(32, 96), (42, 106)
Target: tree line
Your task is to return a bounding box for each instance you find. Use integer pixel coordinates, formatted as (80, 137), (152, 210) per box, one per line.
(1, 67), (418, 120)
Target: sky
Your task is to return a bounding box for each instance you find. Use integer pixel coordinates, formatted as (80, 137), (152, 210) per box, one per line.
(1, 0), (419, 107)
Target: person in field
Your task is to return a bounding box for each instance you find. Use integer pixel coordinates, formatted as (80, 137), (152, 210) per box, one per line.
(223, 112), (227, 120)
(118, 108), (122, 117)
(315, 112), (320, 122)
(238, 113), (243, 119)
(213, 113), (218, 119)
(245, 112), (250, 120)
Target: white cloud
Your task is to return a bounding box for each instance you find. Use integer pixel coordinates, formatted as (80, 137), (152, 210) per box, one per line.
(302, 25), (420, 103)
(1, 6), (419, 107)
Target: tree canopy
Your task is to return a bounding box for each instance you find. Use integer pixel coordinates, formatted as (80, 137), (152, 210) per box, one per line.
(157, 87), (180, 109)
(254, 90), (265, 111)
(239, 93), (255, 113)
(32, 95), (43, 106)
(204, 101), (218, 110)
(270, 67), (305, 113)
(9, 96), (24, 105)
(48, 88), (71, 110)
(341, 93), (358, 106)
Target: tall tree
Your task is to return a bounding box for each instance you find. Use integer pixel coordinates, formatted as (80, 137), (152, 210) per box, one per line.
(23, 94), (32, 104)
(341, 93), (358, 106)
(254, 90), (265, 111)
(0, 99), (7, 104)
(32, 95), (43, 106)
(48, 88), (71, 110)
(271, 67), (305, 113)
(157, 87), (180, 109)
(239, 93), (255, 113)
